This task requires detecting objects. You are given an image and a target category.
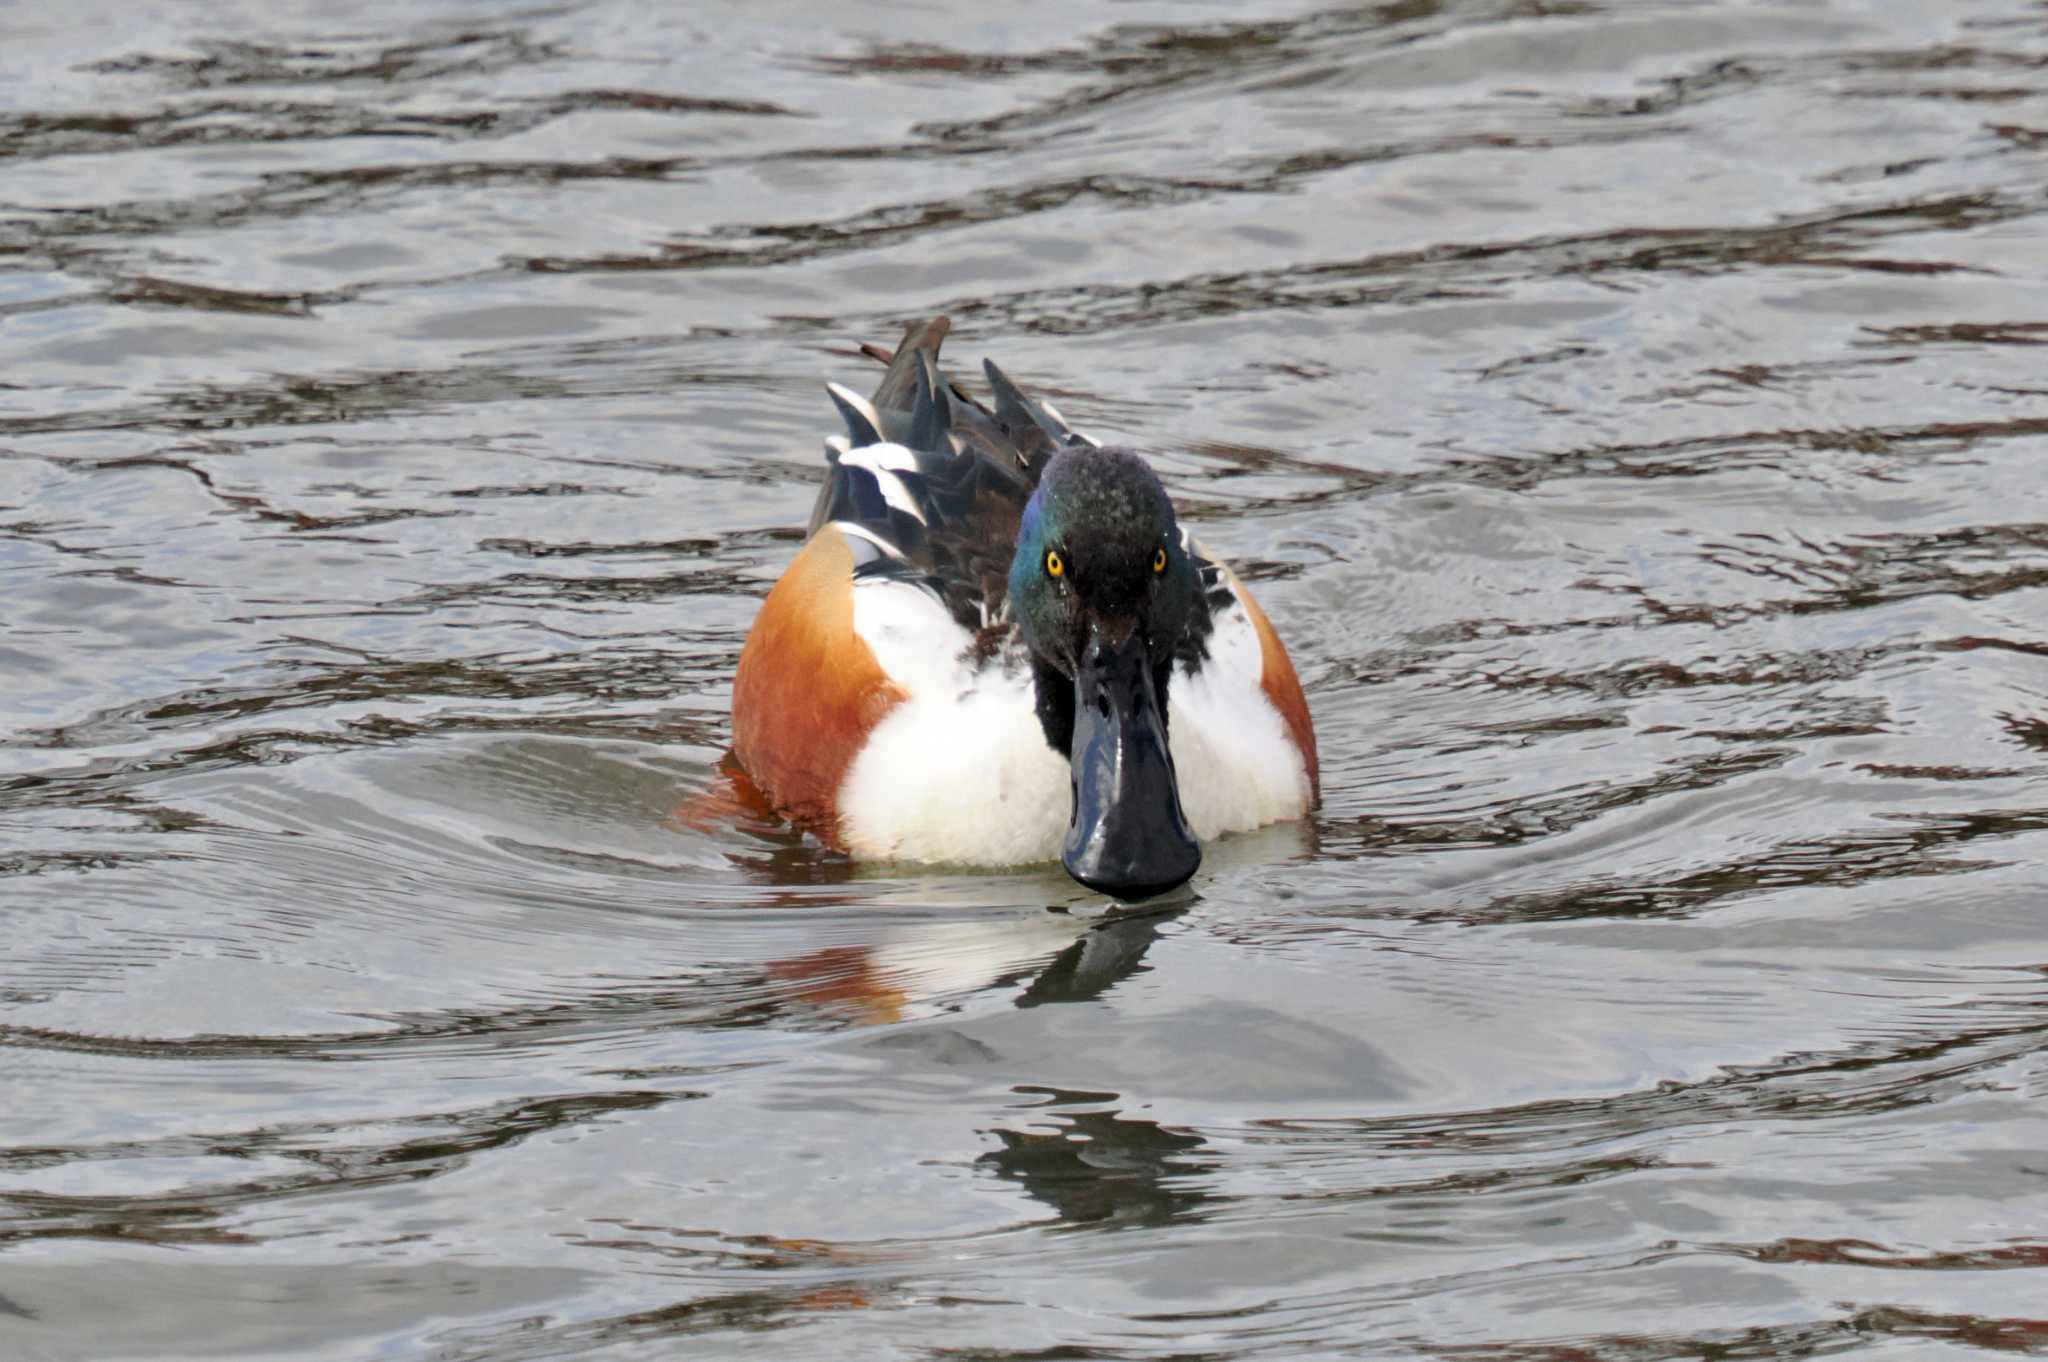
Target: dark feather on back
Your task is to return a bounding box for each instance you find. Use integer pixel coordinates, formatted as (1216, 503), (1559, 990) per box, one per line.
(810, 318), (1226, 652)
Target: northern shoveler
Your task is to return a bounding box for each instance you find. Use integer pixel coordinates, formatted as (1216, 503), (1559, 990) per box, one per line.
(731, 318), (1318, 900)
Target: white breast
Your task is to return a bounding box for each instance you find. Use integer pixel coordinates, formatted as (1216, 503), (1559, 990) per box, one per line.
(837, 575), (1310, 868)
(1168, 593), (1315, 840)
(838, 578), (1070, 866)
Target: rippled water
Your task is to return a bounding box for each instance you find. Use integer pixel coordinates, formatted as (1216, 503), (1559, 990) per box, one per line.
(6, 0), (2048, 1357)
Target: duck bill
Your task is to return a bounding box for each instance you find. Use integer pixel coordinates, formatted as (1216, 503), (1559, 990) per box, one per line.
(1061, 622), (1202, 900)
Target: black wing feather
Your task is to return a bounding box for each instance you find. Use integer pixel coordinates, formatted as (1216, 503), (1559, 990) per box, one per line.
(809, 318), (1144, 639)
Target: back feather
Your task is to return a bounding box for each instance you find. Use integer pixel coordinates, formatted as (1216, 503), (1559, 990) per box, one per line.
(808, 320), (1087, 635)
(808, 318), (1234, 654)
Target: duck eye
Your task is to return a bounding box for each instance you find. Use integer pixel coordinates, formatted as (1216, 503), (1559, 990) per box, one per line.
(1045, 549), (1064, 579)
(1152, 547), (1168, 574)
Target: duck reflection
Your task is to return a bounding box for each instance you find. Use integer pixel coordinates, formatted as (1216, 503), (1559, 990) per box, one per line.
(1016, 909), (1177, 1007)
(980, 1090), (1216, 1231)
(986, 913), (1219, 1229)
(764, 944), (910, 1026)
(761, 905), (1180, 1026)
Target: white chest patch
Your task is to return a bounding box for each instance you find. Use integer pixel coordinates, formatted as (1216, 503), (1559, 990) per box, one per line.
(837, 577), (1310, 868)
(1169, 593), (1313, 840)
(839, 579), (1070, 866)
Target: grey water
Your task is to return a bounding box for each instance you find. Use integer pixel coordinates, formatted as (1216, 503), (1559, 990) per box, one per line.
(5, 0), (2048, 1357)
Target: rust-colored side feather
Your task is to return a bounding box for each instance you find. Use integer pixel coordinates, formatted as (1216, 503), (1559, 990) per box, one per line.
(1229, 574), (1320, 807)
(732, 526), (907, 848)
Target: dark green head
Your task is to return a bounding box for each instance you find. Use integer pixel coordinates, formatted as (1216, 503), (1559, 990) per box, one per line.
(1008, 448), (1204, 900)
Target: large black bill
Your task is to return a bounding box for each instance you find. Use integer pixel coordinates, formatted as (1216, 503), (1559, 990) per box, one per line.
(1061, 625), (1202, 900)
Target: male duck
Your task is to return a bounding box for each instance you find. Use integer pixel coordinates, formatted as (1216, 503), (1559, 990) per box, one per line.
(732, 318), (1318, 900)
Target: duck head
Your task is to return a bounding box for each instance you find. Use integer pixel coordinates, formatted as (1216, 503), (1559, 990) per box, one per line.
(1008, 447), (1204, 900)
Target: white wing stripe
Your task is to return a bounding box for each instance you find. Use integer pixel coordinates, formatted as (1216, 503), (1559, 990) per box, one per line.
(841, 442), (920, 475)
(833, 521), (909, 560)
(825, 382), (888, 444)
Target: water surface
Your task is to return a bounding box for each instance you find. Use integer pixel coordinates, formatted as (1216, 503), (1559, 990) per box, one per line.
(6, 1), (2048, 1357)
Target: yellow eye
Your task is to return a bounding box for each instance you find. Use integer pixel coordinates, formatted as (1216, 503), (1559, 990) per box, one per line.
(1152, 547), (1168, 574)
(1045, 549), (1064, 579)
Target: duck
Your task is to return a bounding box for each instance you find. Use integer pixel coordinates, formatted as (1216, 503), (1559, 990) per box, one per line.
(731, 317), (1318, 900)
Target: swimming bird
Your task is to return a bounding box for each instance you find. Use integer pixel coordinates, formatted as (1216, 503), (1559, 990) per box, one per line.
(731, 318), (1318, 900)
